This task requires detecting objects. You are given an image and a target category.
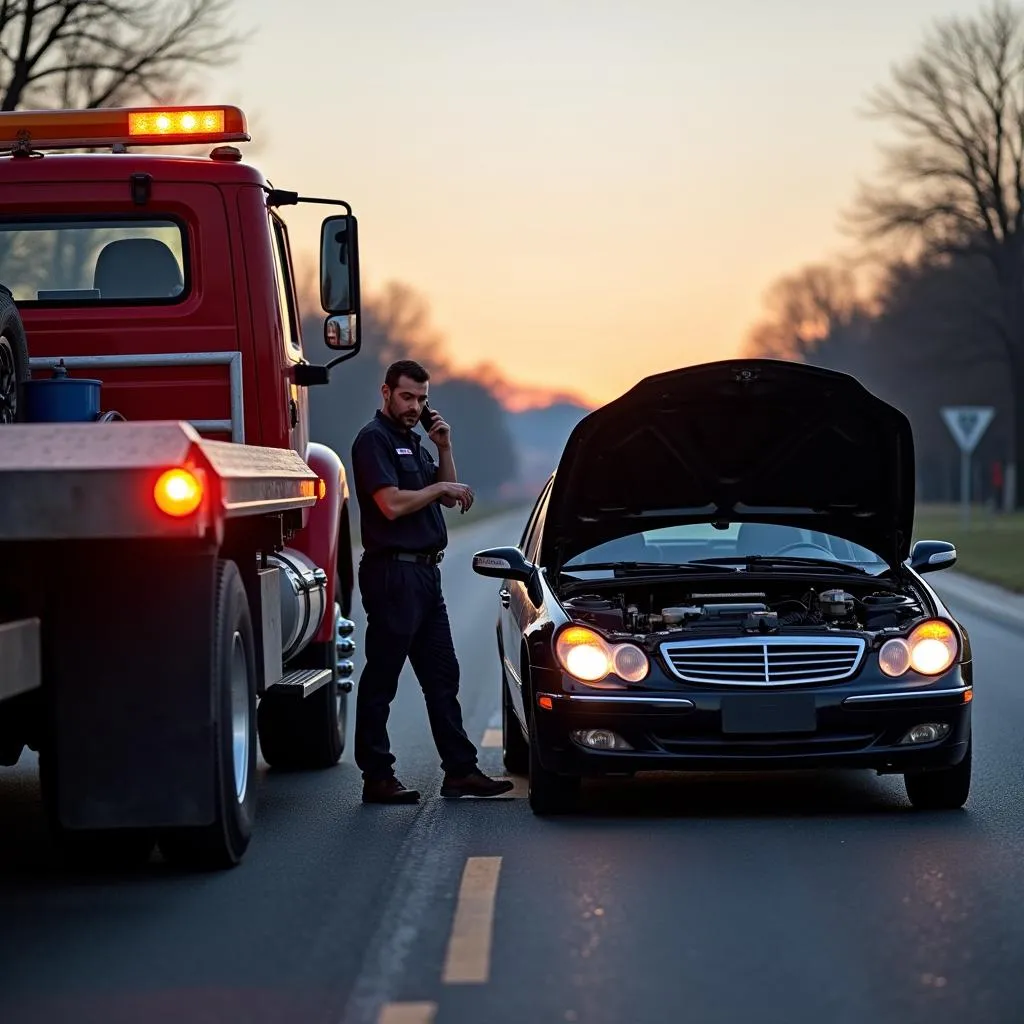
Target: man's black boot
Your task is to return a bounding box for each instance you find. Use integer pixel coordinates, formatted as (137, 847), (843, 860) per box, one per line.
(362, 777), (421, 804)
(440, 767), (515, 799)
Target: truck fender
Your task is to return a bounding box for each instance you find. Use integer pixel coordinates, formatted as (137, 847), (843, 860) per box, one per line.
(292, 442), (349, 642)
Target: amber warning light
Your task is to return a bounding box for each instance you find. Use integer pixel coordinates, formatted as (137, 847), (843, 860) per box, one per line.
(0, 104), (249, 152)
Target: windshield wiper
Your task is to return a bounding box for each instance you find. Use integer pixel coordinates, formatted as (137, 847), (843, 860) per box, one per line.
(561, 561), (738, 575)
(688, 556), (869, 575)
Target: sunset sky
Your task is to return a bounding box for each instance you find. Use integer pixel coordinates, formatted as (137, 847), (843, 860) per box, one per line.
(208, 0), (979, 408)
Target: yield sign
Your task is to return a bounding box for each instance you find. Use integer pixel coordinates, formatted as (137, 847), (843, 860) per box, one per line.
(941, 406), (995, 453)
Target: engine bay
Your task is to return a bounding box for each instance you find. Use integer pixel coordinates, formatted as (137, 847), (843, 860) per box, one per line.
(559, 576), (930, 642)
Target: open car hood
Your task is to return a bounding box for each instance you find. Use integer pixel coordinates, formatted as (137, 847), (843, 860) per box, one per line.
(539, 359), (915, 571)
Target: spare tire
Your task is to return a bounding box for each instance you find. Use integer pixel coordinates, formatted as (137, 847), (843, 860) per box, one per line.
(0, 284), (30, 424)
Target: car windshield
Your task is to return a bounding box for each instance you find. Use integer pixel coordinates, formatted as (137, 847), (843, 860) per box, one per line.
(562, 521), (890, 576)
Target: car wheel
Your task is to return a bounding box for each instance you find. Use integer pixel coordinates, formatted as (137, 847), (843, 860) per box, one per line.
(527, 706), (580, 815)
(502, 667), (528, 775)
(904, 736), (971, 810)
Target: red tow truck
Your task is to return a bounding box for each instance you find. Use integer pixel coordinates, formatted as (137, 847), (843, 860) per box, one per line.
(0, 104), (364, 869)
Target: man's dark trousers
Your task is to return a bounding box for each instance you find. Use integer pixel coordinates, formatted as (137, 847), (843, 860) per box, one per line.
(354, 553), (479, 781)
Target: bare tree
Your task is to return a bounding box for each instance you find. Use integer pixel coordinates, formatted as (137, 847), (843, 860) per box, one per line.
(847, 0), (1024, 507)
(742, 262), (866, 365)
(364, 281), (453, 374)
(0, 0), (242, 111)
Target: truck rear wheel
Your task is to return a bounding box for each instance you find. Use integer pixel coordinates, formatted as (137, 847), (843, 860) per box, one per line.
(257, 602), (347, 770)
(158, 559), (257, 870)
(0, 284), (30, 424)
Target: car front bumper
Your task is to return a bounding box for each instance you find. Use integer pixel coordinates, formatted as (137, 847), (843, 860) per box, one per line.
(531, 676), (973, 776)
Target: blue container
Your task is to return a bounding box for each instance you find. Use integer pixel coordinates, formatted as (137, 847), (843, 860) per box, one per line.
(22, 362), (102, 423)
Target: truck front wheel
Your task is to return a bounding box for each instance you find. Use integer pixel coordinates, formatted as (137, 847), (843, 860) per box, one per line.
(158, 559), (257, 870)
(256, 602), (347, 770)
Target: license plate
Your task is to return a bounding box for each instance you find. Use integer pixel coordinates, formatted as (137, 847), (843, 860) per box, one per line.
(720, 693), (817, 734)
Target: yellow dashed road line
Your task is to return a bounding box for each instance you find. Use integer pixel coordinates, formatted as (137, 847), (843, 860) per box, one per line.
(377, 1002), (437, 1024)
(442, 856), (503, 984)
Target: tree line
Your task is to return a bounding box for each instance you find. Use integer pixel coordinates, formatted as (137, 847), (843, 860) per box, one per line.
(301, 280), (521, 502)
(745, 0), (1024, 510)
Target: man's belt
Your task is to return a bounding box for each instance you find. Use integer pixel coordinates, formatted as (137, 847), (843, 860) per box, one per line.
(389, 549), (445, 566)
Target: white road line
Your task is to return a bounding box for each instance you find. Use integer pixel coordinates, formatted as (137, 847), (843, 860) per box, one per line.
(481, 727), (502, 747)
(442, 856), (503, 984)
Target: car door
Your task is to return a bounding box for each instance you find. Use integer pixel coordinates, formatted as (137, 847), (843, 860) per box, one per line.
(501, 477), (552, 723)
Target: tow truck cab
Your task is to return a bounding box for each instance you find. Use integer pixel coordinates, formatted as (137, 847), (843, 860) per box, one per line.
(0, 104), (366, 870)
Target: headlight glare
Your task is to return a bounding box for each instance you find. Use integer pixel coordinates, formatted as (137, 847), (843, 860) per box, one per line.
(877, 620), (958, 678)
(555, 626), (650, 684)
(908, 620), (958, 675)
(565, 643), (611, 681)
(556, 626), (611, 682)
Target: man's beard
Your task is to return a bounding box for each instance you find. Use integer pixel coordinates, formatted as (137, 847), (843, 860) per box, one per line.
(386, 398), (418, 427)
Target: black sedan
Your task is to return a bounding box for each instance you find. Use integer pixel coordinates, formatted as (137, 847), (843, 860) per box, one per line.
(472, 359), (973, 814)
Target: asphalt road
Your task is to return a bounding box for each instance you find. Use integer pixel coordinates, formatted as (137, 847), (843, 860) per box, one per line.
(2, 506), (1024, 1024)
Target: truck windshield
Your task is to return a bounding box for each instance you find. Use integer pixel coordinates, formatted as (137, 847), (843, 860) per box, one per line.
(0, 217), (187, 305)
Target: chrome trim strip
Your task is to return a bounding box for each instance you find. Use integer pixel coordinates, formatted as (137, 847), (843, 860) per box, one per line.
(503, 655), (522, 688)
(660, 634), (867, 686)
(842, 686), (971, 704)
(540, 692), (696, 709)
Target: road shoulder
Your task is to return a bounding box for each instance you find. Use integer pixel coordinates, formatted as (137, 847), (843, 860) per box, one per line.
(929, 570), (1024, 634)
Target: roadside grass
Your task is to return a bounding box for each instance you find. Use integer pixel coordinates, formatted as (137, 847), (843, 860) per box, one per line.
(914, 503), (1024, 593)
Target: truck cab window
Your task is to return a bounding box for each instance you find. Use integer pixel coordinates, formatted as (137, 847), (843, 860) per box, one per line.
(0, 218), (186, 304)
(269, 215), (303, 355)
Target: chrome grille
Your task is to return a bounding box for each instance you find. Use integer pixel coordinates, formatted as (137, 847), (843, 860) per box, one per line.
(659, 636), (866, 686)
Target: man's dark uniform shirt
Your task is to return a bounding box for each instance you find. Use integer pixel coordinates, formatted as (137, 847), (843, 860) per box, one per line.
(351, 410), (448, 555)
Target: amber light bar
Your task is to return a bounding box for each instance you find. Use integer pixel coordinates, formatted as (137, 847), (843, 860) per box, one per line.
(0, 105), (249, 151)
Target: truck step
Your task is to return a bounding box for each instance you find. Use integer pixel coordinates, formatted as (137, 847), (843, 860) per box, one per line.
(268, 667), (333, 698)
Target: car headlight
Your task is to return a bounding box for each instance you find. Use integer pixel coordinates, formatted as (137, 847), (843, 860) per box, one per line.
(878, 619), (959, 678)
(555, 625), (649, 684)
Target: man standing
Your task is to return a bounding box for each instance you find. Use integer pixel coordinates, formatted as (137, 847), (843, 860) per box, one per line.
(350, 359), (514, 804)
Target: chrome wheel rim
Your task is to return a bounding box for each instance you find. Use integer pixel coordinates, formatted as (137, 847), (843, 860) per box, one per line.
(229, 630), (250, 803)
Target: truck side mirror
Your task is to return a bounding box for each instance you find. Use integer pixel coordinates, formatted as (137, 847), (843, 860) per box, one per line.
(324, 313), (358, 351)
(319, 214), (361, 318)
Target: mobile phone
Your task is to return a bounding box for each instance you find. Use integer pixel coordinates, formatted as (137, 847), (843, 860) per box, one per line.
(419, 403), (434, 430)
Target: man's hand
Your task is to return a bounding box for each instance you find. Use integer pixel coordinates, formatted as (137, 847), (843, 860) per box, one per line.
(426, 408), (452, 450)
(436, 481), (474, 513)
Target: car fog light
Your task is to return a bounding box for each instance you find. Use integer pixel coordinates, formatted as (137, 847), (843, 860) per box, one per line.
(571, 728), (632, 751)
(899, 722), (951, 745)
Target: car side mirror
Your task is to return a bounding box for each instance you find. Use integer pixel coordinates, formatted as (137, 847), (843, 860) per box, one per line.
(473, 547), (544, 607)
(910, 539), (957, 574)
(472, 546), (535, 582)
